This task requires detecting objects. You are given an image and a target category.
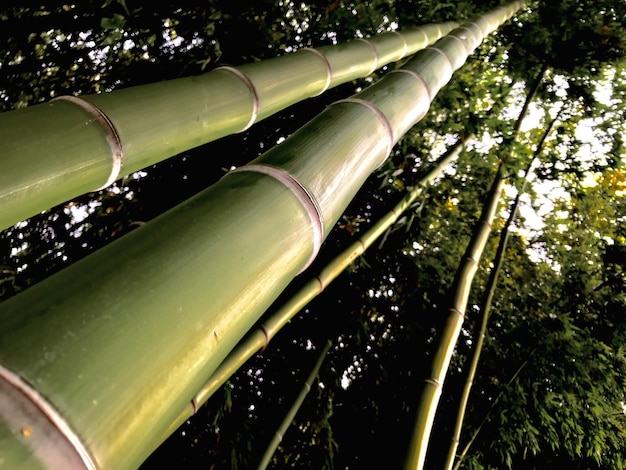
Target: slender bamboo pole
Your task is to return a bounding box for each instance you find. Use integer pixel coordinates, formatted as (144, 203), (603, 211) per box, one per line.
(405, 164), (506, 470)
(444, 180), (527, 470)
(0, 2), (521, 468)
(161, 135), (475, 439)
(406, 58), (541, 470)
(453, 352), (534, 470)
(257, 339), (333, 470)
(0, 22), (456, 232)
(446, 111), (560, 470)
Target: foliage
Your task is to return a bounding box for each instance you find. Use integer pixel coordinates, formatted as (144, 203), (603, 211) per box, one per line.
(500, 0), (626, 82)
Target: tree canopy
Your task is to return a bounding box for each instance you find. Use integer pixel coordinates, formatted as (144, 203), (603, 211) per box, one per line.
(1, 1), (625, 469)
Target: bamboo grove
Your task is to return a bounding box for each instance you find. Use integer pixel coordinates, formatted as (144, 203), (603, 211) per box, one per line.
(4, 1), (624, 468)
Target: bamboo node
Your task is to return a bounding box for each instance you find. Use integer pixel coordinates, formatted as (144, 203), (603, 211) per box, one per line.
(391, 31), (409, 58)
(426, 46), (455, 73)
(450, 306), (466, 319)
(215, 66), (260, 131)
(424, 377), (442, 389)
(454, 25), (480, 51)
(300, 48), (333, 95)
(259, 324), (271, 354)
(477, 218), (493, 230)
(333, 98), (394, 161)
(443, 32), (472, 56)
(388, 69), (432, 104)
(315, 275), (326, 292)
(0, 364), (97, 469)
(465, 20), (487, 37)
(53, 95), (123, 191)
(355, 38), (379, 75)
(230, 164), (324, 272)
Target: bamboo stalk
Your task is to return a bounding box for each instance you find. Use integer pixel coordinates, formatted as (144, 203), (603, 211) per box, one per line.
(161, 136), (475, 440)
(257, 339), (333, 470)
(0, 2), (521, 468)
(453, 353), (534, 470)
(444, 187), (525, 470)
(406, 55), (540, 470)
(447, 110), (560, 470)
(0, 22), (456, 232)
(406, 164), (506, 470)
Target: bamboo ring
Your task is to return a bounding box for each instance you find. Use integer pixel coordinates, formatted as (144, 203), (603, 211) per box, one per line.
(0, 364), (97, 469)
(334, 98), (394, 160)
(453, 25), (480, 52)
(427, 46), (455, 72)
(391, 31), (409, 58)
(216, 66), (260, 132)
(300, 48), (333, 96)
(53, 95), (123, 191)
(389, 69), (433, 104)
(230, 164), (324, 273)
(355, 38), (379, 75)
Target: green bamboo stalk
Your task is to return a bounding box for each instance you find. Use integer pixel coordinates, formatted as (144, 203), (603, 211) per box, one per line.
(453, 352), (533, 470)
(447, 111), (560, 470)
(161, 135), (475, 440)
(406, 164), (506, 470)
(407, 57), (541, 470)
(257, 339), (333, 470)
(444, 183), (527, 470)
(0, 22), (456, 232)
(0, 2), (520, 468)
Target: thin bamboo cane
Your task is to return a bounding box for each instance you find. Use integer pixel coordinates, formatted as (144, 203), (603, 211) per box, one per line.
(161, 135), (475, 440)
(257, 339), (333, 470)
(444, 185), (527, 470)
(0, 2), (521, 468)
(447, 111), (560, 470)
(452, 352), (534, 469)
(0, 22), (456, 232)
(406, 55), (540, 470)
(406, 164), (506, 470)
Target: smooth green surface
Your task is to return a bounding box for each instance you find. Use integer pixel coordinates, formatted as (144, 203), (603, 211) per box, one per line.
(408, 47), (455, 97)
(0, 14), (479, 463)
(366, 32), (415, 65)
(239, 52), (330, 120)
(88, 70), (256, 175)
(407, 173), (505, 470)
(0, 171), (315, 469)
(0, 100), (113, 228)
(356, 71), (431, 139)
(254, 102), (390, 230)
(0, 2), (520, 467)
(0, 22), (455, 231)
(324, 40), (386, 84)
(405, 23), (451, 47)
(164, 136), (474, 437)
(0, 21), (450, 464)
(402, 3), (525, 469)
(0, 369), (93, 469)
